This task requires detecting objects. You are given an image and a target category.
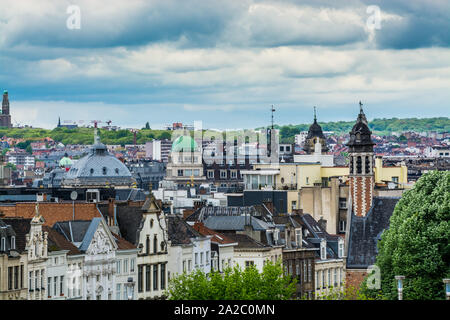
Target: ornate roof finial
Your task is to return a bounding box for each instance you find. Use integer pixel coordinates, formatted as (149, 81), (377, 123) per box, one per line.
(35, 202), (40, 217)
(359, 101), (363, 113)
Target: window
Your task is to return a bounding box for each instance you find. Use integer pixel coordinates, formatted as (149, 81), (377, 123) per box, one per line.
(195, 253), (198, 266)
(138, 265), (143, 293)
(320, 239), (327, 260)
(8, 267), (13, 290)
(29, 272), (33, 291)
(206, 251), (209, 265)
(20, 265), (23, 289)
(60, 276), (64, 295)
(122, 284), (127, 300)
(338, 240), (344, 258)
(365, 156), (371, 174)
(230, 170), (237, 179)
(160, 264), (166, 290)
(188, 260), (192, 272)
(306, 177), (309, 185)
(245, 261), (254, 268)
(153, 235), (157, 253)
(339, 220), (346, 233)
(11, 236), (15, 250)
(48, 277), (51, 296)
(182, 260), (186, 272)
(356, 156), (362, 174)
(184, 169), (192, 177)
(316, 272), (320, 289)
(1, 237), (5, 251)
(220, 170), (227, 179)
(200, 252), (204, 266)
(145, 265), (151, 292)
(102, 167), (107, 175)
(116, 260), (121, 274)
(322, 270), (325, 289)
(177, 169), (183, 177)
(207, 170), (214, 179)
(295, 229), (302, 247)
(146, 236), (150, 255)
(334, 268), (338, 286)
(392, 176), (399, 183)
(130, 258), (135, 273)
(340, 268), (343, 285)
(54, 276), (57, 295)
(124, 259), (128, 273)
(303, 262), (307, 282)
(14, 266), (19, 289)
(328, 269), (331, 287)
(35, 271), (39, 291)
(153, 265), (158, 291)
(308, 260), (312, 282)
(193, 169), (200, 176)
(295, 260), (300, 278)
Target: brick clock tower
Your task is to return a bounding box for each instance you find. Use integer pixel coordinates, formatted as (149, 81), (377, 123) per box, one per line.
(0, 90), (12, 128)
(347, 102), (375, 217)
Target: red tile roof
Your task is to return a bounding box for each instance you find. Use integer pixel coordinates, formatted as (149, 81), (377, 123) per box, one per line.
(192, 222), (237, 245)
(111, 232), (137, 250)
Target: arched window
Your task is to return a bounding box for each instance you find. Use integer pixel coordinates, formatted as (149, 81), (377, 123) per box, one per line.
(365, 156), (371, 174)
(146, 236), (150, 255)
(349, 156), (354, 174)
(356, 156), (362, 174)
(153, 235), (157, 254)
(90, 168), (94, 175)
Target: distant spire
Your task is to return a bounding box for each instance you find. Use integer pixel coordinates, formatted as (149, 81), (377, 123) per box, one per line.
(58, 116), (61, 127)
(314, 106), (317, 122)
(357, 101), (368, 125)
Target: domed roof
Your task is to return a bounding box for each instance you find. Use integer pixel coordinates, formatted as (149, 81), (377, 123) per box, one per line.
(171, 135), (198, 152)
(61, 129), (134, 187)
(306, 108), (325, 140)
(59, 156), (73, 167)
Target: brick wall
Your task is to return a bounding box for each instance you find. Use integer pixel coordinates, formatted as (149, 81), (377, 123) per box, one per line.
(345, 269), (367, 291)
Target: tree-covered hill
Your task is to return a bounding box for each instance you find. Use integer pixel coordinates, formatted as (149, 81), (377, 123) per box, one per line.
(0, 117), (448, 146)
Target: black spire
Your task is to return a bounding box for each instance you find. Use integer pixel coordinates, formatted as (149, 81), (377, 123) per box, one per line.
(303, 106), (329, 154)
(346, 101), (375, 152)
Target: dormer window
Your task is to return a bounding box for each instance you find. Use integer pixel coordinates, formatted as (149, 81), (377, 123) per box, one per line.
(115, 168), (119, 174)
(320, 239), (327, 260)
(90, 168), (94, 175)
(338, 239), (344, 258)
(102, 167), (107, 175)
(11, 236), (15, 250)
(295, 228), (302, 247)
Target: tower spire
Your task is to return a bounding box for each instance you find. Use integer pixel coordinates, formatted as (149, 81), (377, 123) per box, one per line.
(314, 106), (317, 122)
(271, 105), (275, 129)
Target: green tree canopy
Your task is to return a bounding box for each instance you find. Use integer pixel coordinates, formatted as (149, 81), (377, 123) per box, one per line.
(362, 170), (450, 300)
(166, 261), (297, 300)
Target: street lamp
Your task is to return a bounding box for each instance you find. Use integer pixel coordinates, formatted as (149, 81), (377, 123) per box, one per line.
(395, 276), (405, 300)
(443, 279), (450, 301)
(125, 277), (135, 300)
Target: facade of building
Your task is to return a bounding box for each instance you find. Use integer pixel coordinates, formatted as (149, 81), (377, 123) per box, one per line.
(165, 135), (206, 188)
(0, 218), (28, 300)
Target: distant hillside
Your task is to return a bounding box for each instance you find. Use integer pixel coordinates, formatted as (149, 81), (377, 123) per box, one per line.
(0, 117), (448, 146)
(258, 117), (450, 143)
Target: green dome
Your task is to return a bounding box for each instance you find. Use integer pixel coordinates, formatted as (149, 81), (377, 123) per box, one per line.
(171, 135), (198, 152)
(59, 156), (73, 167)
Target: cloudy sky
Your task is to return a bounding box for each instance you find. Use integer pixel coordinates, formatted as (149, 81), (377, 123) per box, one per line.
(1, 0), (449, 129)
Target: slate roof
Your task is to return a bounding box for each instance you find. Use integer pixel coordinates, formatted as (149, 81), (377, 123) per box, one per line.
(43, 225), (81, 255)
(167, 215), (203, 246)
(0, 219), (16, 253)
(346, 197), (400, 269)
(53, 220), (92, 244)
(1, 218), (31, 253)
(203, 215), (274, 232)
(115, 206), (144, 246)
(224, 233), (270, 249)
(111, 232), (137, 250)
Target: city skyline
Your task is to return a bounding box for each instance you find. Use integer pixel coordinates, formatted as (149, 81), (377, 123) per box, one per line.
(1, 1), (450, 129)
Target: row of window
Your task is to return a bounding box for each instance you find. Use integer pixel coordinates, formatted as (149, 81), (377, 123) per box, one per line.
(137, 263), (166, 293)
(177, 169), (201, 177)
(6, 265), (24, 291)
(207, 170), (238, 179)
(0, 236), (15, 251)
(28, 269), (45, 292)
(47, 275), (64, 297)
(315, 267), (344, 290)
(116, 258), (136, 275)
(194, 251), (210, 267)
(285, 259), (313, 283)
(145, 235), (165, 255)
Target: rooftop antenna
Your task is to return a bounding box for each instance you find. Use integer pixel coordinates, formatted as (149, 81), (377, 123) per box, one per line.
(271, 105), (276, 129)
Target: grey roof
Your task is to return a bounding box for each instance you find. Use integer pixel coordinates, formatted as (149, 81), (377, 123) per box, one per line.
(224, 233), (270, 249)
(0, 218), (31, 253)
(115, 206), (145, 246)
(0, 219), (16, 253)
(53, 220), (92, 244)
(346, 197), (400, 269)
(167, 215), (203, 246)
(62, 142), (134, 187)
(115, 188), (147, 201)
(203, 215), (274, 231)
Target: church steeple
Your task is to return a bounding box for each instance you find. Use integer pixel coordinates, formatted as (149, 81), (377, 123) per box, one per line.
(347, 101), (376, 217)
(303, 106), (328, 154)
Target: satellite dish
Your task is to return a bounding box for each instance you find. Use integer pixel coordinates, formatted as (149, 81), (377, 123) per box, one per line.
(70, 191), (78, 201)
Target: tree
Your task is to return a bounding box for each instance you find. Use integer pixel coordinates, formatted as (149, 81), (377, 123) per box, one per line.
(362, 171), (450, 300)
(145, 122), (151, 130)
(165, 261), (297, 300)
